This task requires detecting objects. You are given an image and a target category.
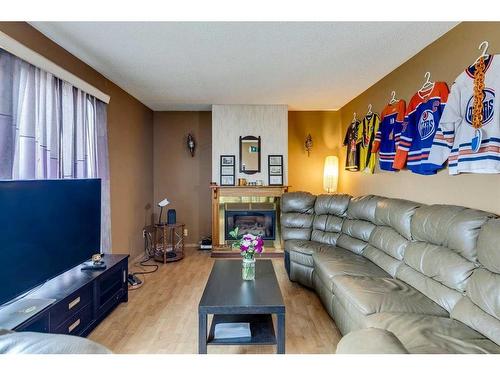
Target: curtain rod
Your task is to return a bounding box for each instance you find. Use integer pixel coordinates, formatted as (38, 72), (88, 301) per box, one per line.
(0, 31), (110, 104)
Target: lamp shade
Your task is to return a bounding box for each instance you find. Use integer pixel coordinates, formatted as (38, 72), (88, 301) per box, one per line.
(323, 156), (339, 193)
(158, 198), (170, 207)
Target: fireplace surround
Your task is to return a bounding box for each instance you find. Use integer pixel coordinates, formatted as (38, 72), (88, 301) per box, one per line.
(210, 186), (288, 249)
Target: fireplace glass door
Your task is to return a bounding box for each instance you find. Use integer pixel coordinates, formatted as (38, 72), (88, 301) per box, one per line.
(225, 210), (276, 240)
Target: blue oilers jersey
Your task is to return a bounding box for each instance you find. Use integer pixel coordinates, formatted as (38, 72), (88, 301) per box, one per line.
(393, 82), (449, 175)
(372, 100), (406, 171)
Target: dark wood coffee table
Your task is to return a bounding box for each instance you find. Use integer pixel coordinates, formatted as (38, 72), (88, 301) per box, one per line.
(198, 259), (285, 354)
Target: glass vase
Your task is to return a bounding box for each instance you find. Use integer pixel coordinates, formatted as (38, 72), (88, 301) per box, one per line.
(242, 258), (256, 281)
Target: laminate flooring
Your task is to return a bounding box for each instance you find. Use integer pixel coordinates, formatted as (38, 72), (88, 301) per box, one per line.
(88, 247), (341, 354)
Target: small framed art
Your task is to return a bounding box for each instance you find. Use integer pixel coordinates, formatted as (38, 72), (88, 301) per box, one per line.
(221, 175), (235, 186)
(221, 155), (235, 166)
(269, 165), (282, 175)
(221, 166), (234, 175)
(269, 175), (283, 186)
(269, 155), (283, 166)
(268, 154), (284, 186)
(220, 155), (236, 186)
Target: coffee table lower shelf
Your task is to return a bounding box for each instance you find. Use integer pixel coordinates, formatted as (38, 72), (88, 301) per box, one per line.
(207, 314), (276, 346)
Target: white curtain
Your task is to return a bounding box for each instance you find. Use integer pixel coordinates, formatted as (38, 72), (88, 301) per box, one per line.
(0, 48), (111, 253)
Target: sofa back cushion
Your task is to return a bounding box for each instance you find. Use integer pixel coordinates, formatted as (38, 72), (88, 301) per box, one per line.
(396, 205), (493, 312)
(311, 194), (351, 245)
(281, 192), (316, 241)
(451, 218), (500, 345)
(346, 195), (378, 222)
(336, 195), (380, 255)
(411, 205), (492, 262)
(363, 198), (419, 277)
(373, 197), (420, 240)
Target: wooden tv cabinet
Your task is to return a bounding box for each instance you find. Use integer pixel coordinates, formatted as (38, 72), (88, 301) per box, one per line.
(12, 254), (129, 337)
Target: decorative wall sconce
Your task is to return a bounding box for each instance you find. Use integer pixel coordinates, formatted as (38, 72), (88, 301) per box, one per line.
(187, 133), (196, 157)
(305, 134), (313, 156)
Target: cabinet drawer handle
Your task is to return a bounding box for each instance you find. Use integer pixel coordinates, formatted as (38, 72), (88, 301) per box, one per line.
(68, 319), (81, 333)
(68, 296), (80, 310)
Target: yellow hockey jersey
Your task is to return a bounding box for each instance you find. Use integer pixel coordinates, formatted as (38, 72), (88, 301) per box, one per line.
(357, 113), (380, 173)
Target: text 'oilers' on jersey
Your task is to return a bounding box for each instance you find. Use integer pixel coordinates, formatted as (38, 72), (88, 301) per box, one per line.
(426, 55), (500, 174)
(343, 120), (360, 171)
(393, 82), (449, 175)
(372, 100), (406, 171)
(357, 113), (380, 174)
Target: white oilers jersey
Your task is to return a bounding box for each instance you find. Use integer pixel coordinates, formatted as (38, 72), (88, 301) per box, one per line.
(426, 55), (500, 174)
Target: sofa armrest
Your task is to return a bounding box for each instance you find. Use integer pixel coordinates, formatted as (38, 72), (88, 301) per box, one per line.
(0, 330), (111, 354)
(336, 328), (409, 354)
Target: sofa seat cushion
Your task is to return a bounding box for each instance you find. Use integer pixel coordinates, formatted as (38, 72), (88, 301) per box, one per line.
(335, 328), (409, 354)
(365, 313), (500, 354)
(286, 239), (335, 256)
(313, 248), (389, 293)
(332, 275), (449, 318)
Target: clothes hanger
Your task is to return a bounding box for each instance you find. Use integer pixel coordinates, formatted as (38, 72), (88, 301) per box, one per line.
(473, 40), (489, 65)
(419, 72), (435, 95)
(389, 90), (398, 104)
(366, 104), (373, 116)
(352, 112), (357, 123)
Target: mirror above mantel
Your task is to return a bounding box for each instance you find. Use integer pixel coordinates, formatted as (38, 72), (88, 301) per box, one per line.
(239, 135), (261, 174)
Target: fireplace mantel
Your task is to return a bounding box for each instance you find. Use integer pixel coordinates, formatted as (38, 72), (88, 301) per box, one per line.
(210, 185), (289, 247)
(210, 185), (288, 198)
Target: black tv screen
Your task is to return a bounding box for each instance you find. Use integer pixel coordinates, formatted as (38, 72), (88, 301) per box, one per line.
(0, 179), (101, 306)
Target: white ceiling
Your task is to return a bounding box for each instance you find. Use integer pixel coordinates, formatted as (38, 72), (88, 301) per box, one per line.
(30, 22), (457, 111)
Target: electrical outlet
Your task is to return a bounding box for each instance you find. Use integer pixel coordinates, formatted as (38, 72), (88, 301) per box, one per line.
(183, 228), (188, 237)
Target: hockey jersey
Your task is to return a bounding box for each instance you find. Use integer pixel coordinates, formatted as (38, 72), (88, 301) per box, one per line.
(393, 82), (449, 175)
(357, 113), (380, 173)
(372, 100), (406, 171)
(343, 120), (360, 171)
(426, 55), (500, 174)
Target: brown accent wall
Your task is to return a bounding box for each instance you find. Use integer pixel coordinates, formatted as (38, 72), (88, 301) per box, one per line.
(153, 112), (212, 245)
(288, 111), (342, 194)
(0, 22), (154, 259)
(339, 22), (500, 214)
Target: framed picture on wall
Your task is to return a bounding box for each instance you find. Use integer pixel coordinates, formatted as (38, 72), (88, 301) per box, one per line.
(269, 175), (283, 186)
(221, 155), (235, 166)
(269, 155), (283, 166)
(220, 155), (235, 186)
(221, 175), (235, 186)
(221, 166), (234, 175)
(269, 165), (282, 175)
(268, 154), (284, 186)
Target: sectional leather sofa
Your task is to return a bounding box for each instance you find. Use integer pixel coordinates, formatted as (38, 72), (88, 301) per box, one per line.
(281, 192), (500, 354)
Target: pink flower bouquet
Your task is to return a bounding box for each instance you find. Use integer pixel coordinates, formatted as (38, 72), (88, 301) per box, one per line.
(229, 227), (264, 259)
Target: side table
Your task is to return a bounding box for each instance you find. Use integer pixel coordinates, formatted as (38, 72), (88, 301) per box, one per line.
(153, 223), (185, 263)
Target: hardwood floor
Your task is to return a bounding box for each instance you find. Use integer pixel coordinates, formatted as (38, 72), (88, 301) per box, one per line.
(88, 247), (341, 354)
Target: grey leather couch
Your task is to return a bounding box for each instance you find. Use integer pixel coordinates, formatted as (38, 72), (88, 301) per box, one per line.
(281, 192), (500, 354)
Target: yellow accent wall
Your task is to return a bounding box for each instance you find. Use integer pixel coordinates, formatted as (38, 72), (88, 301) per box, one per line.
(288, 111), (342, 195)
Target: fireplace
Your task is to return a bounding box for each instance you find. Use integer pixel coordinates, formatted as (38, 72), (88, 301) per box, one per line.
(211, 186), (288, 249)
(225, 210), (276, 240)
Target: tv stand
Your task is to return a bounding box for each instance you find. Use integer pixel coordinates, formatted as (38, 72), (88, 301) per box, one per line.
(6, 254), (128, 337)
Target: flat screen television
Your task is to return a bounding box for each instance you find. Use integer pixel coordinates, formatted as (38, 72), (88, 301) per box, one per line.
(0, 179), (101, 306)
